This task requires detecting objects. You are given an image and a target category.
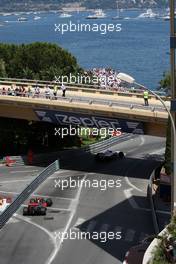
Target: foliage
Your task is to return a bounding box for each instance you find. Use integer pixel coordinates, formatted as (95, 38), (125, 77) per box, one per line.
(164, 118), (171, 175)
(0, 58), (6, 77)
(158, 72), (171, 93)
(0, 42), (82, 81)
(152, 245), (170, 264)
(160, 72), (172, 175)
(152, 216), (176, 264)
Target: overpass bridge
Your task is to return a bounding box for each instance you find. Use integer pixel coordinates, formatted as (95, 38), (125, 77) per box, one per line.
(0, 78), (169, 137)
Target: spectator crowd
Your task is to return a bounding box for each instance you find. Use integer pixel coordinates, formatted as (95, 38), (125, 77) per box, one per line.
(0, 68), (139, 100)
(0, 83), (66, 99)
(86, 68), (132, 92)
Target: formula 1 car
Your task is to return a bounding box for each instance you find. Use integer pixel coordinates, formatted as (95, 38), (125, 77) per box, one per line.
(23, 197), (53, 216)
(0, 197), (12, 214)
(23, 201), (47, 216)
(29, 197), (53, 207)
(95, 150), (125, 161)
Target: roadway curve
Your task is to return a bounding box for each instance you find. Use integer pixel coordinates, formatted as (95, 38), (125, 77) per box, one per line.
(0, 135), (165, 264)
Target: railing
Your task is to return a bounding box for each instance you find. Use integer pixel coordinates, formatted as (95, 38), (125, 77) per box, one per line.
(0, 88), (167, 113)
(0, 77), (169, 101)
(0, 159), (59, 229)
(147, 170), (160, 234)
(85, 133), (135, 154)
(143, 168), (162, 264)
(5, 152), (62, 166)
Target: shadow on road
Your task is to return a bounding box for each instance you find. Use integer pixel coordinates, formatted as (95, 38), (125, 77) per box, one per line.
(58, 149), (162, 180)
(76, 195), (154, 262)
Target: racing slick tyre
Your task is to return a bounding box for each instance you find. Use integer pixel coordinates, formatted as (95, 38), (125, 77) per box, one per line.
(40, 207), (47, 216)
(23, 207), (28, 216)
(46, 198), (53, 207)
(95, 153), (101, 161)
(30, 207), (36, 216)
(113, 153), (118, 158)
(119, 151), (125, 159)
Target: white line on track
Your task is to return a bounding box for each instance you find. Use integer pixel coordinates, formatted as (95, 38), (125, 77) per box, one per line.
(125, 135), (145, 193)
(125, 177), (144, 193)
(124, 188), (151, 212)
(45, 173), (87, 264)
(156, 210), (170, 215)
(148, 147), (165, 155)
(0, 179), (31, 184)
(14, 213), (57, 255)
(126, 135), (145, 154)
(0, 190), (73, 200)
(0, 190), (19, 195)
(124, 188), (140, 209)
(10, 170), (39, 174)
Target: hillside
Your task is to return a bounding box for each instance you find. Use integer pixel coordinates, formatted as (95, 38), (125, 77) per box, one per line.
(0, 0), (169, 12)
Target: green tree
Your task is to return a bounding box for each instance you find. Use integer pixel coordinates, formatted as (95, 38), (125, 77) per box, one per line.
(0, 42), (82, 80)
(159, 72), (171, 92)
(0, 58), (7, 77)
(158, 73), (172, 175)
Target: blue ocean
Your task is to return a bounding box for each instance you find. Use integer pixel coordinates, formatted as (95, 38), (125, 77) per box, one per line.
(0, 10), (170, 89)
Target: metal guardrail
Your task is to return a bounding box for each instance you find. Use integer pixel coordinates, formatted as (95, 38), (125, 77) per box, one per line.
(85, 133), (135, 154)
(147, 170), (160, 235)
(7, 152), (62, 166)
(0, 159), (59, 229)
(0, 77), (169, 101)
(0, 88), (167, 113)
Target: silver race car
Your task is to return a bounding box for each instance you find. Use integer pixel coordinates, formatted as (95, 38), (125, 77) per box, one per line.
(95, 150), (125, 161)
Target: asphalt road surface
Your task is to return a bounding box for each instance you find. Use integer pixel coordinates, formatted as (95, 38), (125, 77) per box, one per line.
(0, 134), (165, 264)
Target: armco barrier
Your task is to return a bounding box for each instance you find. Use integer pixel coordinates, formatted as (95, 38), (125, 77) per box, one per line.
(4, 152), (61, 167)
(142, 169), (162, 264)
(4, 135), (131, 167)
(0, 89), (167, 113)
(0, 159), (59, 229)
(85, 133), (135, 154)
(147, 170), (160, 234)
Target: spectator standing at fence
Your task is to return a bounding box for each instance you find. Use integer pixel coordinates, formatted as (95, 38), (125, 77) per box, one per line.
(7, 87), (12, 96)
(2, 87), (6, 95)
(19, 86), (23, 96)
(61, 83), (66, 97)
(53, 84), (58, 100)
(15, 86), (20, 96)
(45, 85), (51, 99)
(27, 85), (32, 97)
(11, 86), (15, 96)
(143, 90), (149, 106)
(34, 85), (40, 98)
(21, 86), (26, 97)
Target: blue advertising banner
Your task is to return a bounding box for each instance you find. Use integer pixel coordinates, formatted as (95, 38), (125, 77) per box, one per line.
(34, 109), (144, 134)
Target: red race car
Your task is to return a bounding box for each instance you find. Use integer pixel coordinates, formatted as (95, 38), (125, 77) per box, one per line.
(23, 197), (53, 216)
(30, 197), (53, 207)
